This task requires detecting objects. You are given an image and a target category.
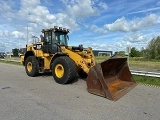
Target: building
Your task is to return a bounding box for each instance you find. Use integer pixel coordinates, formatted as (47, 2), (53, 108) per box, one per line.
(92, 50), (113, 56)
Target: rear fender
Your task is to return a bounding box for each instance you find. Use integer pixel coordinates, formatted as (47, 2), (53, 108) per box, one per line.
(23, 51), (35, 65)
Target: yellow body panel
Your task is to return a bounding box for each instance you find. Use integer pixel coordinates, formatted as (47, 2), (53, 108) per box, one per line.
(20, 56), (24, 64)
(34, 50), (44, 57)
(43, 56), (52, 69)
(21, 43), (96, 74)
(61, 46), (95, 74)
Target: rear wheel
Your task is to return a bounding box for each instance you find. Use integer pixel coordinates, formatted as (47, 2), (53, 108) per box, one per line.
(25, 56), (39, 77)
(51, 56), (77, 84)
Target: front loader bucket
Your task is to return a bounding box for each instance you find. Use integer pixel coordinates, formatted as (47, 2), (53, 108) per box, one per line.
(86, 57), (137, 101)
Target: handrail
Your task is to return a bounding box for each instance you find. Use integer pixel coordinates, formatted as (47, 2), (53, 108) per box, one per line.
(131, 70), (160, 78)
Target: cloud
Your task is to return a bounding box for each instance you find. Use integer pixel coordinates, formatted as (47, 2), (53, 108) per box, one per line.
(124, 32), (146, 43)
(0, 0), (14, 20)
(11, 31), (24, 39)
(115, 42), (123, 48)
(17, 0), (78, 30)
(87, 14), (160, 34)
(88, 31), (150, 51)
(65, 0), (99, 18)
(157, 1), (160, 6)
(91, 43), (107, 49)
(0, 0), (104, 32)
(90, 43), (114, 50)
(89, 25), (107, 34)
(98, 1), (108, 10)
(104, 14), (159, 32)
(127, 7), (160, 15)
(21, 0), (40, 8)
(90, 42), (127, 52)
(0, 30), (9, 36)
(104, 17), (130, 32)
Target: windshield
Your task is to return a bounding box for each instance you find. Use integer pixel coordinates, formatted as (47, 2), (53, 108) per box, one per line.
(54, 31), (68, 46)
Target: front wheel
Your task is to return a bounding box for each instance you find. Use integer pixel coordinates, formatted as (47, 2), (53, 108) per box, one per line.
(51, 56), (77, 84)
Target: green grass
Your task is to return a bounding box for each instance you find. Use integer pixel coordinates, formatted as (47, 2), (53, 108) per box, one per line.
(95, 56), (110, 63)
(129, 61), (160, 70)
(0, 59), (21, 65)
(133, 75), (160, 86)
(95, 56), (160, 70)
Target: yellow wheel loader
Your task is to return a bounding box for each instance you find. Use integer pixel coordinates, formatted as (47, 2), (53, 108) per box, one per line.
(21, 26), (137, 101)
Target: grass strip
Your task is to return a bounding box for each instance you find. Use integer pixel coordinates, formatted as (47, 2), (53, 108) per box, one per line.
(133, 75), (160, 87)
(95, 56), (160, 70)
(129, 61), (160, 70)
(0, 59), (21, 65)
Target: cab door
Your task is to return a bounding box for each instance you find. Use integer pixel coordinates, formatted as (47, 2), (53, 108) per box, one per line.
(42, 31), (59, 53)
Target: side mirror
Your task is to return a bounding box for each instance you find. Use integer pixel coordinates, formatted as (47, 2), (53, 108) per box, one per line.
(67, 35), (69, 40)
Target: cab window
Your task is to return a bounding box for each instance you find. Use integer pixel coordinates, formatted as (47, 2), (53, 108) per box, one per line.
(55, 32), (68, 46)
(44, 31), (52, 44)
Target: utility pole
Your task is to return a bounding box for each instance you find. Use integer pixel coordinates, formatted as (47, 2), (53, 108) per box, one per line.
(27, 24), (28, 45)
(126, 46), (131, 66)
(27, 21), (36, 45)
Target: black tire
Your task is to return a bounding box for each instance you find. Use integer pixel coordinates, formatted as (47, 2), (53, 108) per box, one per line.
(25, 56), (39, 77)
(51, 56), (77, 84)
(78, 70), (88, 78)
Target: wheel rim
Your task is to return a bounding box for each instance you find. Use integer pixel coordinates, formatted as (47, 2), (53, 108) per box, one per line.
(55, 64), (64, 78)
(27, 62), (32, 72)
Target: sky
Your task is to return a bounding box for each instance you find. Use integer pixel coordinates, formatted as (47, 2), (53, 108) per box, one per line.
(0, 0), (160, 53)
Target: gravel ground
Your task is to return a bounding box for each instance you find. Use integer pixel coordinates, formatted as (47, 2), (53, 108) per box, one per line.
(0, 62), (160, 120)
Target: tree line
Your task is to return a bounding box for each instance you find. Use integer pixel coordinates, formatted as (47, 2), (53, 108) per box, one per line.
(116, 36), (160, 60)
(144, 36), (160, 59)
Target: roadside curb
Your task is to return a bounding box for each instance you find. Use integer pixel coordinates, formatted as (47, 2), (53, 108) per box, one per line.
(139, 83), (160, 88)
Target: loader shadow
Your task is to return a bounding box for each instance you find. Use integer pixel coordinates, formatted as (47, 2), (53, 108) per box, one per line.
(40, 72), (53, 77)
(39, 72), (86, 84)
(70, 76), (87, 84)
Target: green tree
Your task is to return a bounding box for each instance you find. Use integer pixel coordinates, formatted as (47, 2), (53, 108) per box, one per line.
(130, 47), (141, 57)
(12, 48), (19, 57)
(117, 51), (125, 57)
(113, 51), (125, 57)
(145, 36), (160, 59)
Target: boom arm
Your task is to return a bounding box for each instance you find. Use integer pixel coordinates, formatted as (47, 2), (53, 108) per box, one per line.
(61, 46), (96, 74)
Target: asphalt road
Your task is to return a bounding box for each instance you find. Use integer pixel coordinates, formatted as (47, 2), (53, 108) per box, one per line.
(0, 63), (160, 120)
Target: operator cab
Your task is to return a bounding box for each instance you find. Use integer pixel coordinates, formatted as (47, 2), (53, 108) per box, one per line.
(41, 26), (69, 53)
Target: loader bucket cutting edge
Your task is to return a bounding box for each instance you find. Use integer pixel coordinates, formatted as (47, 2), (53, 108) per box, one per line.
(86, 57), (137, 101)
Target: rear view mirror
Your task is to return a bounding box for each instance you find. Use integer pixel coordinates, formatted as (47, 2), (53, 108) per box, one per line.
(67, 35), (69, 40)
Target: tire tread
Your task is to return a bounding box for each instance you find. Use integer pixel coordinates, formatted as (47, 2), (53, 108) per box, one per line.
(52, 56), (77, 84)
(25, 56), (39, 77)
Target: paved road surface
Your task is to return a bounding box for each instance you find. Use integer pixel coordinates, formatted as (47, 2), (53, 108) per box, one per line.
(0, 63), (160, 120)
